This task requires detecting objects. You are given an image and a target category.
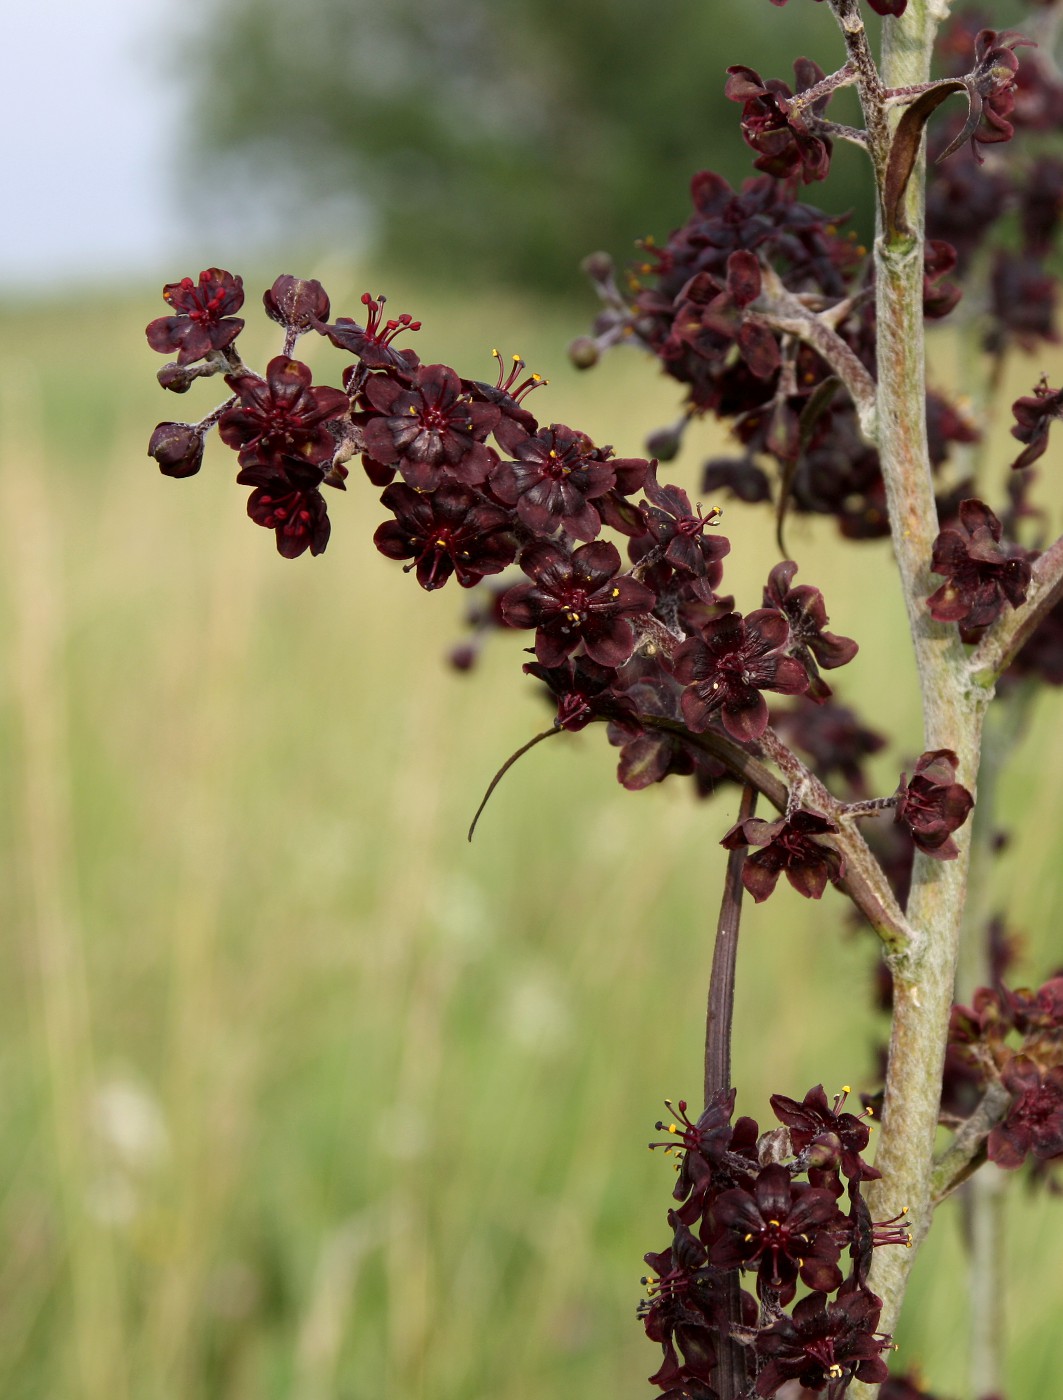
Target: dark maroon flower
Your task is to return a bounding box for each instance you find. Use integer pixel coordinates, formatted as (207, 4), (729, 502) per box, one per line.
(763, 561), (857, 701)
(219, 356), (349, 476)
(490, 424), (616, 540)
(146, 269), (245, 365)
(702, 456), (773, 506)
(671, 257), (781, 381)
(770, 1084), (880, 1182)
(754, 1281), (891, 1396)
(522, 656), (635, 732)
(1011, 376), (1063, 469)
(721, 810), (844, 902)
(927, 499), (1031, 630)
(895, 749), (974, 860)
(725, 58), (833, 184)
(641, 463), (730, 577)
(466, 350), (546, 434)
(641, 1212), (721, 1395)
(674, 610), (808, 742)
(317, 291), (422, 372)
(988, 1056), (1063, 1169)
(967, 28), (1035, 153)
(988, 250), (1059, 352)
(148, 422), (205, 479)
(247, 483), (331, 559)
(263, 274), (331, 331)
(923, 240), (962, 320)
(711, 1163), (843, 1302)
(373, 482), (517, 591)
(606, 673), (735, 796)
(501, 539), (655, 667)
(361, 363), (499, 490)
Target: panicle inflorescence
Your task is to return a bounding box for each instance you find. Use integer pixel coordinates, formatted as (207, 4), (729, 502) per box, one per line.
(642, 1085), (904, 1397)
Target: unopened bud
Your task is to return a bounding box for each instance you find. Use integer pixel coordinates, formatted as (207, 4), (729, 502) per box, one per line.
(148, 422), (205, 478)
(567, 336), (599, 370)
(263, 275), (331, 329)
(581, 251), (614, 284)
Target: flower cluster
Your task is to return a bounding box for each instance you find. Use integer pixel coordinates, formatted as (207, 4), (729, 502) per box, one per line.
(577, 168), (975, 545)
(641, 1087), (905, 1397)
(948, 976), (1063, 1173)
(147, 272), (870, 800)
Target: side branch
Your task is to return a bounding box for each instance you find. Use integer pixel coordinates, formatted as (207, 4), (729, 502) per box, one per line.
(968, 533), (1063, 687)
(930, 1079), (1012, 1204)
(756, 277), (878, 440)
(641, 717), (915, 953)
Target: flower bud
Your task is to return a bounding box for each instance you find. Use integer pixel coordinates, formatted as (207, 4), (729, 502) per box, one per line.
(567, 336), (599, 370)
(263, 275), (331, 330)
(148, 422), (205, 478)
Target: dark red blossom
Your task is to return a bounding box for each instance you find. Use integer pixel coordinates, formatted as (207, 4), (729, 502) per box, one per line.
(146, 268), (245, 365)
(467, 350), (546, 433)
(247, 483), (331, 559)
(317, 291), (422, 372)
(640, 464), (730, 578)
(988, 1056), (1063, 1169)
(721, 810), (844, 902)
(523, 656), (636, 732)
(373, 482), (517, 591)
(923, 240), (962, 320)
(607, 673), (736, 797)
(490, 424), (616, 540)
(725, 58), (833, 184)
(1011, 376), (1063, 470)
(753, 1281), (891, 1396)
(361, 363), (498, 490)
(219, 356), (349, 476)
(895, 749), (973, 861)
(674, 610), (807, 742)
(770, 1084), (880, 1182)
(927, 499), (1031, 631)
(966, 28), (1035, 153)
(502, 540), (655, 667)
(988, 250), (1059, 352)
(710, 1163), (843, 1302)
(763, 561), (857, 701)
(640, 1212), (722, 1396)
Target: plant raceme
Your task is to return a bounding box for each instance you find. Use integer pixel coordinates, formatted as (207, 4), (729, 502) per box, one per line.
(146, 2), (1063, 1396)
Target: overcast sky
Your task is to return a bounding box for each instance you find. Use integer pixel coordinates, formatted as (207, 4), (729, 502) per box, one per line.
(3, 0), (184, 293)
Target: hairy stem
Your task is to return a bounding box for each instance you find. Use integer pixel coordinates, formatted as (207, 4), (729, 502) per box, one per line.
(850, 4), (991, 1392)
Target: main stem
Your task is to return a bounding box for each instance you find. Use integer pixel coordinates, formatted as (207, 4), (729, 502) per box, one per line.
(852, 2), (990, 1391)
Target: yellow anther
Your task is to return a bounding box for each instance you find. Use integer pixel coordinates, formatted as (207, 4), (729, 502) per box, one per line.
(841, 1085), (851, 1094)
(612, 587), (620, 597)
(668, 1124), (678, 1134)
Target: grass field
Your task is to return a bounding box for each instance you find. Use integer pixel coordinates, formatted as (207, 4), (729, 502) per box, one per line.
(1, 270), (1062, 1399)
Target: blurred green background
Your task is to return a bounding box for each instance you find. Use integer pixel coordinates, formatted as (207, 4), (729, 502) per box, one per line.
(2, 3), (1063, 1398)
